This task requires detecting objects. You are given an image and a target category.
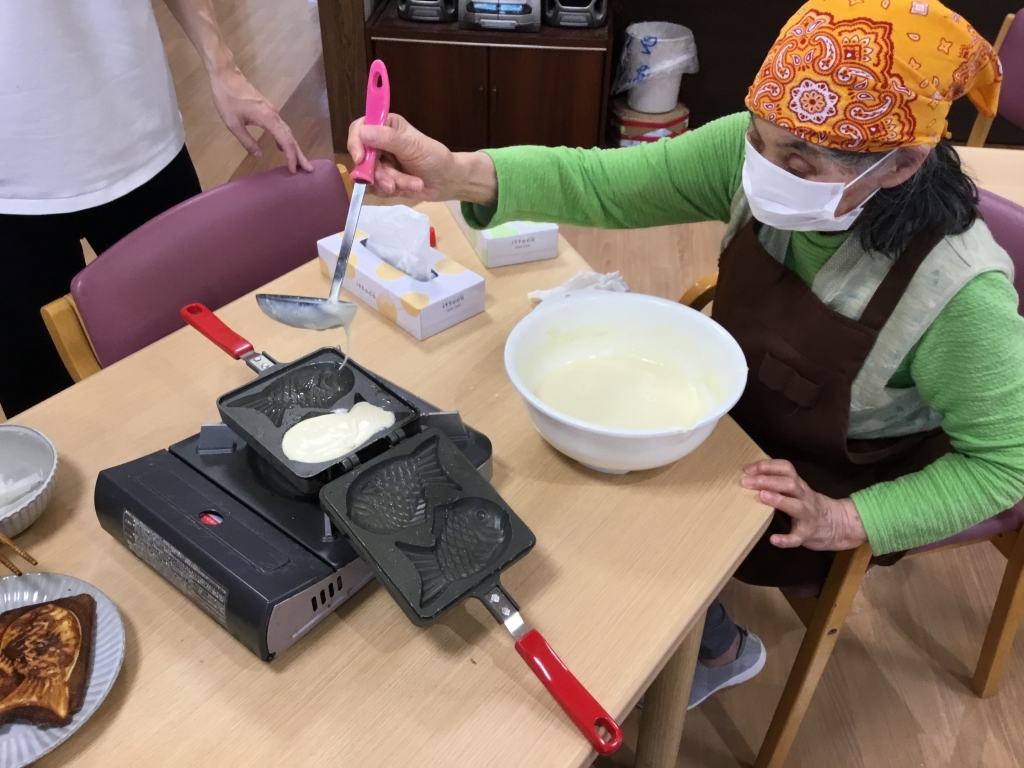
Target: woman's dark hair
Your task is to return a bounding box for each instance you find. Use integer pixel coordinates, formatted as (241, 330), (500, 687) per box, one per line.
(824, 140), (978, 257)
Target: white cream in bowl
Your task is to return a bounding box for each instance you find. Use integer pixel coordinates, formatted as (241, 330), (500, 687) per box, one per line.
(505, 291), (747, 473)
(533, 350), (721, 431)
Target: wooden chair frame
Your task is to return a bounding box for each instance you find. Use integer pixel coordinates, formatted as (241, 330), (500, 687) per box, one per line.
(967, 13), (1016, 148)
(678, 272), (1024, 767)
(40, 294), (101, 383)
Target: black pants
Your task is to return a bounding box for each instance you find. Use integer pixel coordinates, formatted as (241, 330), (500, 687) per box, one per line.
(0, 146), (201, 416)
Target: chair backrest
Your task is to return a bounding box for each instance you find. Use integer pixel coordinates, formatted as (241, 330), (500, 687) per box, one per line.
(978, 188), (1024, 316)
(998, 12), (1024, 130)
(71, 159), (348, 367)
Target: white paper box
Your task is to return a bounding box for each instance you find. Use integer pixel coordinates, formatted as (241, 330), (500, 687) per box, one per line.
(445, 201), (559, 268)
(317, 233), (485, 341)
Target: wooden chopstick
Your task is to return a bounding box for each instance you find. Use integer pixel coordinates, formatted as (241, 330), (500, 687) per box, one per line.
(0, 552), (22, 577)
(0, 533), (37, 566)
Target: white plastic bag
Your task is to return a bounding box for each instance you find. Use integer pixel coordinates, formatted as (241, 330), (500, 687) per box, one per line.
(612, 22), (699, 112)
(358, 205), (435, 282)
(527, 271), (630, 302)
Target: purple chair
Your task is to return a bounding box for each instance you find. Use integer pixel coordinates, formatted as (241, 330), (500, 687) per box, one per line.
(69, 159), (348, 367)
(997, 11), (1024, 131)
(969, 10), (1024, 145)
(746, 190), (1024, 767)
(978, 188), (1024, 314)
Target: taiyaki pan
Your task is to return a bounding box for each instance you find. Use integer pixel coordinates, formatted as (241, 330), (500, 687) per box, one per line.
(398, 498), (511, 606)
(0, 594), (96, 728)
(233, 362), (354, 428)
(348, 437), (461, 534)
(320, 429), (535, 626)
(218, 349), (420, 488)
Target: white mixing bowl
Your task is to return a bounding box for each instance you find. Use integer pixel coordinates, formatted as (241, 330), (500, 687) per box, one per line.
(0, 425), (58, 537)
(504, 291), (748, 473)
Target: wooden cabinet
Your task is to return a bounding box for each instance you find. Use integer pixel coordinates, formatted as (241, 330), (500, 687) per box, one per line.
(363, 0), (614, 151)
(374, 41), (489, 150)
(487, 47), (606, 149)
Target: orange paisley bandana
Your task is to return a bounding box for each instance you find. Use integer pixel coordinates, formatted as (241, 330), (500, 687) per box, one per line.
(745, 0), (1002, 151)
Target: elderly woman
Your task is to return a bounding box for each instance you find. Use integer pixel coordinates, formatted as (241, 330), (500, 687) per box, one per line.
(349, 0), (1024, 706)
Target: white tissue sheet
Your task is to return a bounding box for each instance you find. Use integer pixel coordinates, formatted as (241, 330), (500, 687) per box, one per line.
(359, 205), (435, 282)
(527, 271), (630, 302)
(0, 471), (43, 513)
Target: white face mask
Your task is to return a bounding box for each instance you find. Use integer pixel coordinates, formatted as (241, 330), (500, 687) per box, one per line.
(741, 138), (894, 232)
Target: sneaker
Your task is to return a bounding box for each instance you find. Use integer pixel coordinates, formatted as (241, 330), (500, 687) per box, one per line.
(688, 628), (766, 709)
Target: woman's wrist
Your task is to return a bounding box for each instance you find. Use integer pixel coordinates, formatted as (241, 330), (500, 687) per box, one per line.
(834, 497), (868, 549)
(451, 152), (498, 208)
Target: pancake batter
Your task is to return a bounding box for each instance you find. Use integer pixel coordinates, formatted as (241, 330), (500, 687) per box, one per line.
(282, 402), (395, 463)
(533, 353), (716, 430)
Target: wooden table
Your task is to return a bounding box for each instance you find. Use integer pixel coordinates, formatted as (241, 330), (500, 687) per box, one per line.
(956, 145), (1024, 208)
(15, 202), (769, 767)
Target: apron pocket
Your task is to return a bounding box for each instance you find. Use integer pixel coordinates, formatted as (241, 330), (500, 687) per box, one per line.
(759, 352), (823, 409)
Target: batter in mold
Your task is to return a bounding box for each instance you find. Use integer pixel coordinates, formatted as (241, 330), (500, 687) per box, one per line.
(282, 402), (395, 463)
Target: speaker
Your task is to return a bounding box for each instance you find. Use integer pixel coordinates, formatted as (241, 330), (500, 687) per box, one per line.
(459, 1), (541, 32)
(542, 0), (606, 28)
(398, 0), (458, 22)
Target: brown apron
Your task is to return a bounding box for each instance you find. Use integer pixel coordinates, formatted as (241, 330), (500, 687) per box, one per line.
(711, 221), (953, 589)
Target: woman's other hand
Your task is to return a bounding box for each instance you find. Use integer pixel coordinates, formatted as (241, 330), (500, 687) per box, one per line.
(742, 460), (868, 551)
(347, 114), (497, 205)
(210, 66), (313, 174)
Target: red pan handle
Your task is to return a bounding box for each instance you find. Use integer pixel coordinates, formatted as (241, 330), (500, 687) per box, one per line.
(515, 629), (623, 755)
(180, 303), (254, 359)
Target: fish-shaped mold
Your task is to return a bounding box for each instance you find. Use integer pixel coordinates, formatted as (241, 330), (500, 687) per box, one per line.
(399, 498), (511, 606)
(347, 438), (460, 534)
(233, 362), (354, 428)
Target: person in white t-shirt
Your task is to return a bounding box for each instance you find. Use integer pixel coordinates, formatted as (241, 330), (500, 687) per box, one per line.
(0, 0), (313, 416)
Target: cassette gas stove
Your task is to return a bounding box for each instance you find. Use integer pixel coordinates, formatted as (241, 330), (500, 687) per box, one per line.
(95, 380), (492, 661)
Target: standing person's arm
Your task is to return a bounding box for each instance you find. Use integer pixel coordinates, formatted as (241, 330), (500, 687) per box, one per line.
(162, 0), (313, 173)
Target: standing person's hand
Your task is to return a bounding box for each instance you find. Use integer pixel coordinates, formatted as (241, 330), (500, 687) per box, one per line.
(742, 460), (868, 551)
(209, 66), (313, 174)
(348, 114), (497, 205)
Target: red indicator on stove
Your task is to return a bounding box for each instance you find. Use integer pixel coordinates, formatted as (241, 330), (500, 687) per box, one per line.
(199, 511), (223, 526)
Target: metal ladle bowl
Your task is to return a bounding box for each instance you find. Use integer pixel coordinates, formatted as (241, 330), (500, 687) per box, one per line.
(256, 60), (390, 338)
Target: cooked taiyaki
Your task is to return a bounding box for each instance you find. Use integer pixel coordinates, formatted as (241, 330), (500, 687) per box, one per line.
(348, 439), (460, 534)
(0, 594), (96, 728)
(399, 498), (511, 606)
(233, 362), (353, 428)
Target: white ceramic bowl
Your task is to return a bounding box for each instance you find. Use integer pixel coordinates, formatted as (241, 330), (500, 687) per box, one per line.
(0, 425), (58, 537)
(504, 291), (747, 473)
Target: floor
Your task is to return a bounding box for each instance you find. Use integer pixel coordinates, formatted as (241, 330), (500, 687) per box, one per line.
(30, 0), (1024, 764)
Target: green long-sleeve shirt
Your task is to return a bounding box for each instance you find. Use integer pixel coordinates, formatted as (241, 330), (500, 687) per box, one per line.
(464, 111), (1024, 555)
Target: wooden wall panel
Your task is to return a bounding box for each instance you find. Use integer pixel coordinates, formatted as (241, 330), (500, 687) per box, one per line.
(318, 0), (369, 152)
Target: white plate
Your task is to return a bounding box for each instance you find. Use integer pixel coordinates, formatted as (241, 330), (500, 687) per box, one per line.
(0, 573), (126, 768)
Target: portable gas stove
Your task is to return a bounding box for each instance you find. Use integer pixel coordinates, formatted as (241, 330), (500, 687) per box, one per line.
(95, 378), (492, 661)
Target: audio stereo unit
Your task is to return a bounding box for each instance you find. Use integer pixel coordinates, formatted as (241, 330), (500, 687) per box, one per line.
(458, 0), (541, 31)
(542, 0), (606, 28)
(398, 0), (458, 22)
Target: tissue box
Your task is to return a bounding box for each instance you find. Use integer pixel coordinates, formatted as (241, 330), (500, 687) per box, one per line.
(317, 233), (485, 341)
(445, 201), (559, 269)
